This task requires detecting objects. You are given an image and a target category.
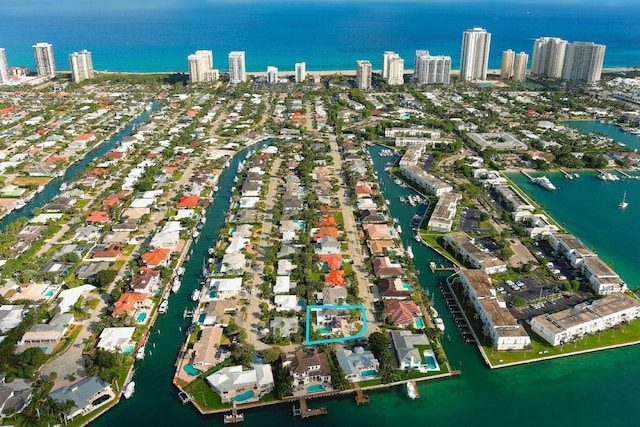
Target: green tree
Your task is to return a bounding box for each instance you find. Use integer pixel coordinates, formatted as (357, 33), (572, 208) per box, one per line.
(94, 269), (117, 289)
(17, 347), (48, 378)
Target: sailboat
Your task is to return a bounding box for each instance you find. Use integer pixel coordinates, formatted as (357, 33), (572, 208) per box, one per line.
(618, 191), (628, 209)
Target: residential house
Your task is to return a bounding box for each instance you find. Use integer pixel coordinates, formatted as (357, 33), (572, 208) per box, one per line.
(335, 347), (380, 382)
(315, 236), (341, 255)
(112, 292), (148, 317)
(97, 327), (136, 352)
(269, 317), (299, 338)
(86, 211), (110, 225)
(0, 305), (24, 333)
(201, 300), (237, 327)
(205, 364), (274, 404)
(18, 313), (73, 353)
(0, 375), (32, 418)
(377, 278), (411, 299)
(220, 252), (246, 274)
(321, 287), (347, 306)
(129, 269), (160, 294)
(390, 330), (438, 372)
(210, 278), (243, 299)
(49, 376), (114, 420)
(191, 326), (224, 368)
(275, 295), (299, 312)
(384, 300), (422, 328)
(91, 244), (123, 262)
(443, 232), (507, 275)
(282, 349), (331, 386)
(372, 257), (403, 278)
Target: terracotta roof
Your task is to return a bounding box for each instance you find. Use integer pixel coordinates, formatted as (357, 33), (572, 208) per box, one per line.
(288, 349), (331, 376)
(177, 195), (200, 208)
(141, 248), (170, 266)
(75, 133), (96, 141)
(318, 216), (337, 227)
(86, 211), (109, 223)
(93, 244), (122, 259)
(314, 226), (339, 240)
(384, 300), (420, 326)
(113, 292), (147, 316)
(319, 254), (343, 270)
(47, 156), (68, 164)
(324, 270), (346, 287)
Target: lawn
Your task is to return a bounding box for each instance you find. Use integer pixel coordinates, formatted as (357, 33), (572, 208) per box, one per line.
(334, 212), (344, 227)
(10, 176), (51, 186)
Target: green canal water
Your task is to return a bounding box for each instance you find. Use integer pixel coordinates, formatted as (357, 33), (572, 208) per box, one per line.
(564, 120), (640, 151)
(91, 144), (640, 426)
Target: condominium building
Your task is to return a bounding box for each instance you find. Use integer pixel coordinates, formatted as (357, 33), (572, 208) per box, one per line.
(513, 52), (529, 82)
(266, 66), (278, 84)
(382, 51), (397, 80)
(382, 51), (404, 85)
(228, 51), (246, 84)
(69, 50), (94, 83)
(188, 50), (218, 82)
(561, 41), (606, 84)
(356, 60), (372, 90)
(501, 49), (515, 79)
(0, 48), (8, 84)
(531, 37), (568, 79)
(459, 28), (491, 81)
(413, 50), (451, 85)
(295, 62), (306, 83)
(33, 42), (56, 78)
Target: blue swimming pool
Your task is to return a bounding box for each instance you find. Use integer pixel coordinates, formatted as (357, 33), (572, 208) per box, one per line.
(317, 327), (331, 335)
(426, 355), (437, 370)
(209, 291), (217, 299)
(234, 390), (254, 402)
(415, 318), (425, 328)
(44, 289), (55, 298)
(136, 313), (147, 322)
(122, 344), (135, 354)
(402, 283), (412, 291)
(361, 369), (377, 378)
(306, 384), (325, 393)
(183, 364), (200, 376)
(198, 313), (206, 323)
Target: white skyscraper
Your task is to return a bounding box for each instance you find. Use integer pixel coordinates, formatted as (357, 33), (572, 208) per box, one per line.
(460, 28), (491, 81)
(69, 50), (94, 83)
(501, 49), (515, 79)
(295, 62), (306, 83)
(387, 55), (405, 85)
(188, 50), (217, 82)
(266, 66), (278, 84)
(531, 37), (568, 79)
(356, 60), (372, 90)
(513, 52), (529, 83)
(33, 42), (56, 78)
(0, 48), (9, 85)
(413, 50), (451, 85)
(561, 41), (606, 84)
(228, 51), (246, 84)
(382, 51), (399, 80)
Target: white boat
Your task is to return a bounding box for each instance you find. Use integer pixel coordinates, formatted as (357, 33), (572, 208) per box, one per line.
(200, 217), (206, 224)
(135, 345), (145, 360)
(192, 230), (200, 239)
(396, 224), (402, 234)
(429, 261), (437, 270)
(171, 278), (181, 293)
(123, 381), (135, 399)
(406, 246), (414, 259)
(414, 234), (421, 243)
(619, 191), (628, 208)
(530, 175), (556, 190)
(598, 171), (620, 181)
(59, 182), (68, 191)
(430, 307), (439, 318)
(434, 318), (445, 331)
(158, 299), (169, 314)
(178, 391), (191, 404)
(191, 288), (201, 302)
(406, 381), (417, 400)
(177, 267), (185, 276)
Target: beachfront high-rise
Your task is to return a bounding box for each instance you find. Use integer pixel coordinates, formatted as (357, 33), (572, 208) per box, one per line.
(266, 66), (278, 84)
(413, 50), (451, 85)
(295, 62), (306, 83)
(459, 28), (491, 81)
(0, 48), (9, 85)
(513, 52), (529, 83)
(382, 51), (404, 85)
(69, 50), (94, 83)
(561, 41), (606, 84)
(33, 42), (56, 78)
(531, 37), (568, 79)
(228, 51), (246, 84)
(501, 49), (515, 79)
(188, 50), (218, 82)
(356, 60), (372, 90)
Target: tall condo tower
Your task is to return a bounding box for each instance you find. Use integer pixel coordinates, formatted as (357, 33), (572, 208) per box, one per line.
(382, 51), (396, 80)
(266, 66), (278, 84)
(413, 50), (451, 85)
(295, 62), (306, 83)
(0, 48), (9, 84)
(188, 50), (218, 82)
(69, 50), (94, 83)
(531, 37), (568, 79)
(356, 60), (372, 90)
(513, 52), (529, 82)
(561, 41), (606, 84)
(460, 28), (491, 81)
(382, 51), (404, 85)
(228, 51), (246, 84)
(33, 42), (56, 78)
(501, 49), (515, 79)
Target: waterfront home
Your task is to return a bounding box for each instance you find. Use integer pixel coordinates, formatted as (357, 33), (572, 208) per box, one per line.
(220, 252), (246, 274)
(550, 234), (596, 269)
(231, 224), (254, 238)
(384, 300), (422, 328)
(18, 313), (73, 354)
(335, 347), (380, 382)
(377, 277), (411, 300)
(282, 349), (331, 386)
(16, 225), (46, 241)
(150, 221), (182, 250)
(129, 269), (160, 295)
(582, 257), (627, 295)
(443, 232), (507, 275)
(191, 326), (224, 368)
(372, 257), (403, 278)
(205, 364), (274, 404)
(201, 300), (237, 327)
(525, 214), (559, 239)
(457, 269), (531, 350)
(531, 293), (640, 346)
(140, 248), (171, 267)
(390, 330), (438, 372)
(269, 316), (299, 337)
(49, 376), (114, 420)
(233, 209), (259, 224)
(225, 235), (250, 254)
(274, 295), (299, 312)
(238, 196), (260, 209)
(177, 195), (200, 209)
(359, 209), (387, 224)
(493, 185), (534, 221)
(0, 305), (24, 332)
(97, 327), (136, 353)
(363, 223), (397, 240)
(314, 236), (340, 255)
(367, 239), (397, 256)
(112, 292), (148, 317)
(209, 278), (243, 300)
(0, 375), (32, 418)
(356, 198), (379, 211)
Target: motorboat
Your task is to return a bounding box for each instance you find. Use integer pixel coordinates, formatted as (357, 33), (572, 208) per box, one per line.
(406, 381), (417, 400)
(178, 391), (191, 404)
(619, 191), (628, 208)
(191, 288), (201, 302)
(135, 345), (145, 360)
(171, 277), (181, 293)
(434, 318), (445, 331)
(123, 381), (135, 399)
(158, 299), (169, 314)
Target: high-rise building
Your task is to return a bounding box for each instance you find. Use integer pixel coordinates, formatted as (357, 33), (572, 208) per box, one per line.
(33, 42), (56, 78)
(387, 55), (405, 85)
(460, 28), (491, 81)
(228, 51), (246, 84)
(69, 50), (94, 83)
(501, 49), (515, 79)
(295, 62), (306, 83)
(356, 60), (372, 90)
(413, 50), (451, 85)
(382, 51), (396, 80)
(513, 52), (529, 82)
(266, 66), (278, 84)
(531, 37), (568, 79)
(0, 48), (9, 85)
(561, 41), (606, 84)
(188, 50), (217, 82)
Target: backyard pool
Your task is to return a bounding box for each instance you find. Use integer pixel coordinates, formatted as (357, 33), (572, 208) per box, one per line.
(422, 350), (439, 370)
(136, 313), (147, 322)
(361, 369), (377, 378)
(402, 283), (412, 291)
(415, 318), (425, 328)
(317, 327), (331, 335)
(122, 345), (135, 354)
(306, 384), (326, 393)
(234, 390), (254, 402)
(183, 364), (200, 376)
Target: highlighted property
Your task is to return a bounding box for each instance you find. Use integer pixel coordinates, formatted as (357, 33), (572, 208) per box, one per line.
(305, 304), (367, 345)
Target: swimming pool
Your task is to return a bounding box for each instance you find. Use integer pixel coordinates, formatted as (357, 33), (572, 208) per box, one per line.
(317, 327), (331, 335)
(415, 318), (425, 328)
(209, 291), (217, 299)
(425, 355), (437, 370)
(183, 364), (200, 376)
(234, 390), (254, 402)
(361, 369), (377, 378)
(306, 384), (325, 393)
(136, 313), (147, 322)
(122, 345), (135, 354)
(402, 283), (412, 291)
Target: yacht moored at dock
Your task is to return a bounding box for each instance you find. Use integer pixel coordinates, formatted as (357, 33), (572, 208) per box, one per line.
(406, 381), (417, 400)
(123, 381), (135, 399)
(191, 288), (201, 302)
(158, 299), (168, 314)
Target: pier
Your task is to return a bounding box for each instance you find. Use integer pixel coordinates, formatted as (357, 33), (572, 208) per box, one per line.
(354, 382), (370, 404)
(559, 169), (573, 179)
(429, 262), (457, 273)
(293, 397), (328, 418)
(614, 169), (640, 179)
(223, 403), (244, 424)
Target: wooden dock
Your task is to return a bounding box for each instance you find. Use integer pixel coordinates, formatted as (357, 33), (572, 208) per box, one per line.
(293, 397), (327, 418)
(429, 262), (457, 273)
(354, 382), (369, 404)
(223, 403), (244, 424)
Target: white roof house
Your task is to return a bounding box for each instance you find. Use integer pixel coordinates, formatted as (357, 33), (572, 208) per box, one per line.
(205, 364), (274, 404)
(57, 285), (96, 314)
(210, 278), (243, 299)
(275, 295), (299, 312)
(273, 276), (291, 294)
(0, 305), (24, 332)
(97, 327), (135, 352)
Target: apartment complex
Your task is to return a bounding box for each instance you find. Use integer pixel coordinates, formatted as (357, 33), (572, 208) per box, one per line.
(561, 41), (606, 84)
(382, 51), (404, 85)
(295, 62), (306, 83)
(0, 48), (9, 84)
(356, 60), (372, 90)
(228, 51), (246, 84)
(266, 65), (278, 84)
(69, 50), (94, 83)
(459, 27), (491, 81)
(33, 42), (56, 78)
(188, 50), (218, 82)
(513, 52), (529, 82)
(413, 50), (451, 85)
(501, 49), (515, 79)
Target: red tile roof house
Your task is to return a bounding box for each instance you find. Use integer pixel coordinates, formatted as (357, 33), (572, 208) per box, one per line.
(112, 292), (148, 317)
(363, 224), (394, 240)
(92, 244), (123, 261)
(75, 133), (96, 142)
(372, 257), (403, 278)
(318, 216), (337, 228)
(324, 270), (346, 287)
(319, 254), (343, 270)
(129, 269), (160, 295)
(141, 248), (171, 268)
(177, 195), (200, 209)
(86, 211), (110, 225)
(313, 226), (339, 241)
(354, 185), (372, 198)
(383, 300), (422, 328)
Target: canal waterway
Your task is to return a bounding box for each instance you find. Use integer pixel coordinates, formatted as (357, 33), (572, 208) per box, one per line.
(91, 142), (640, 426)
(0, 101), (159, 230)
(564, 120), (640, 151)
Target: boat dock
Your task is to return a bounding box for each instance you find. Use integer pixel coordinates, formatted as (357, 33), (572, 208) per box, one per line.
(559, 169), (573, 179)
(440, 283), (476, 343)
(292, 397), (327, 418)
(223, 403), (244, 424)
(614, 169), (640, 179)
(410, 381), (420, 399)
(354, 382), (370, 404)
(429, 262), (457, 273)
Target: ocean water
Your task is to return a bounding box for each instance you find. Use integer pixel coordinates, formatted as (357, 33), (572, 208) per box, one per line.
(1, 1), (639, 72)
